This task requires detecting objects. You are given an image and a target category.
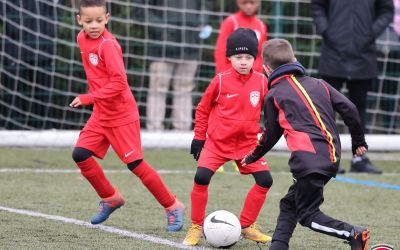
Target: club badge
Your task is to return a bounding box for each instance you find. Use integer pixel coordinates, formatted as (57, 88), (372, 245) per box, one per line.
(250, 91), (260, 107)
(89, 53), (98, 66)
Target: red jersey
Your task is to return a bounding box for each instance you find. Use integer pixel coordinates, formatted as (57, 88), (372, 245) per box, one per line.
(194, 68), (268, 159)
(77, 29), (139, 127)
(214, 11), (267, 73)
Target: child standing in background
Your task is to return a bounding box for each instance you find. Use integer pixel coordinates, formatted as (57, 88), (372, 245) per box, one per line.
(183, 28), (273, 246)
(70, 0), (185, 231)
(214, 0), (267, 73)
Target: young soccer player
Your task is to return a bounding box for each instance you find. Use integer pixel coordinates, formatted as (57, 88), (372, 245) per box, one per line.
(242, 38), (370, 250)
(214, 0), (267, 74)
(182, 28), (273, 246)
(70, 0), (185, 231)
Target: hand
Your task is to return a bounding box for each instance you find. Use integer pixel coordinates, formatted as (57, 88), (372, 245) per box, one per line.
(190, 139), (205, 161)
(241, 152), (257, 167)
(354, 146), (367, 157)
(69, 97), (82, 108)
(352, 142), (368, 156)
(240, 156), (248, 167)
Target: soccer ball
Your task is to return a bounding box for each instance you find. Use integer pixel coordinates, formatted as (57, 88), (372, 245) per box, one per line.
(203, 210), (241, 248)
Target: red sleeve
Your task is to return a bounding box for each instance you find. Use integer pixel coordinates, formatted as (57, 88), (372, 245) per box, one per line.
(263, 74), (268, 96)
(194, 76), (220, 140)
(260, 20), (267, 48)
(257, 74), (268, 113)
(253, 20), (267, 71)
(214, 17), (235, 74)
(79, 40), (128, 105)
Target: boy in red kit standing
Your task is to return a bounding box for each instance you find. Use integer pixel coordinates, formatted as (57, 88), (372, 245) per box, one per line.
(182, 28), (273, 246)
(214, 0), (267, 74)
(70, 0), (185, 231)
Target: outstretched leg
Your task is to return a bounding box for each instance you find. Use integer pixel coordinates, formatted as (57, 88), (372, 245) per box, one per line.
(72, 147), (115, 198)
(72, 147), (124, 224)
(127, 159), (185, 232)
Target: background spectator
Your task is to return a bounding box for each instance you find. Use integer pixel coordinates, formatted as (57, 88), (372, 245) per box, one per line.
(214, 0), (267, 74)
(311, 0), (393, 174)
(134, 0), (210, 131)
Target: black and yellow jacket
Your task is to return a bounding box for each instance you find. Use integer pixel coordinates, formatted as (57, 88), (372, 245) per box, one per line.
(247, 62), (367, 178)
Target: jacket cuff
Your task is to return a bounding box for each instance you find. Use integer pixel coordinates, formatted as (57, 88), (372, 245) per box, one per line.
(193, 133), (206, 141)
(78, 94), (94, 105)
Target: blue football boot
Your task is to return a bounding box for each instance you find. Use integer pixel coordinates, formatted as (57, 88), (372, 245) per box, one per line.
(91, 190), (125, 225)
(165, 200), (185, 232)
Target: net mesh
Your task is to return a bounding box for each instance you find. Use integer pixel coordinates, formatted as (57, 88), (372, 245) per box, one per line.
(1, 0), (399, 133)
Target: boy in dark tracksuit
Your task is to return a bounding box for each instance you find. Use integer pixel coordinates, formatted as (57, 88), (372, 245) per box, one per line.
(242, 39), (370, 250)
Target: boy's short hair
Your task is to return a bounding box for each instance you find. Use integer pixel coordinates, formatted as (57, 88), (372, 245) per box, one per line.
(79, 0), (107, 12)
(262, 39), (296, 70)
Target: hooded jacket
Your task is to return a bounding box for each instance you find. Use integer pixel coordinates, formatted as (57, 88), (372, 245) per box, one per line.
(247, 63), (367, 178)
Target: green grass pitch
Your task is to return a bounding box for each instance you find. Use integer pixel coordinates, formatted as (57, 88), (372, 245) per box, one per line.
(0, 148), (399, 249)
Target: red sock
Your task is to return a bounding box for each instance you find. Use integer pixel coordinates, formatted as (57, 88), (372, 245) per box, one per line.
(131, 160), (175, 208)
(191, 182), (209, 225)
(76, 157), (115, 198)
(240, 184), (269, 228)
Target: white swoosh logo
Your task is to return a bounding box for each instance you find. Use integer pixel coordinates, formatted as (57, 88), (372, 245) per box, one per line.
(227, 94), (239, 98)
(124, 150), (134, 158)
(261, 161), (267, 165)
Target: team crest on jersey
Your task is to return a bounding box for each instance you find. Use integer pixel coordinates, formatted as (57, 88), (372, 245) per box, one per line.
(89, 53), (98, 66)
(250, 91), (260, 107)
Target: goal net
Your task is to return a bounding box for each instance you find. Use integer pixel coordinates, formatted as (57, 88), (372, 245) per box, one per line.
(1, 0), (399, 148)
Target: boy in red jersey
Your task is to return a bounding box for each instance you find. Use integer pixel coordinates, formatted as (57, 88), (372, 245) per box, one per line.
(214, 0), (267, 73)
(242, 39), (370, 250)
(69, 0), (185, 231)
(182, 28), (273, 246)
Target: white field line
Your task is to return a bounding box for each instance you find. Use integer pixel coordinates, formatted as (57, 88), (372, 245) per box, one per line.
(1, 168), (400, 176)
(0, 205), (208, 250)
(0, 168), (195, 174)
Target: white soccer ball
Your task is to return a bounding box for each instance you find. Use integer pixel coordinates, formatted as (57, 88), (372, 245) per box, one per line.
(203, 210), (241, 248)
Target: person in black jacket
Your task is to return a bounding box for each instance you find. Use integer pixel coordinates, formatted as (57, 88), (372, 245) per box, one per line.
(242, 39), (370, 250)
(311, 0), (393, 174)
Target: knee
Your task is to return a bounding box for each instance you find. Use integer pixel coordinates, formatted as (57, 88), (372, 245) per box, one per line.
(297, 210), (316, 227)
(127, 159), (143, 171)
(279, 197), (291, 210)
(253, 171), (273, 188)
(194, 167), (214, 185)
(297, 215), (310, 227)
(72, 147), (93, 163)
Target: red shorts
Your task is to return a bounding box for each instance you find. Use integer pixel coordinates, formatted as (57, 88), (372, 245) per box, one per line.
(75, 118), (143, 164)
(197, 147), (270, 174)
